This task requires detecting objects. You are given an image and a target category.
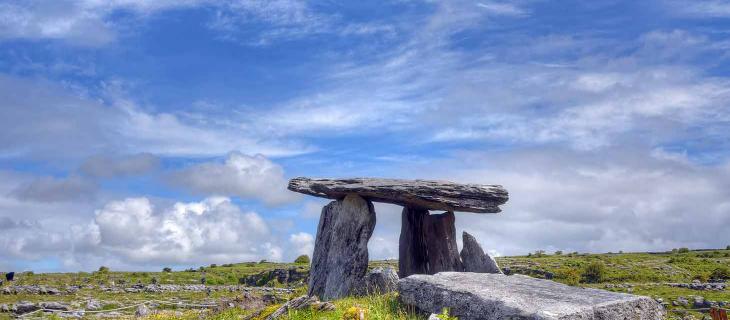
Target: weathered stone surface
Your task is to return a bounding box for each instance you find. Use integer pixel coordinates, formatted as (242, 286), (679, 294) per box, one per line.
(423, 212), (462, 274)
(360, 267), (399, 294)
(399, 272), (664, 320)
(288, 177), (508, 213)
(399, 206), (429, 278)
(135, 304), (150, 317)
(399, 208), (462, 277)
(460, 231), (502, 274)
(308, 194), (376, 300)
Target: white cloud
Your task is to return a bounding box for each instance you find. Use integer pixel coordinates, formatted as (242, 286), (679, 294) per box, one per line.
(666, 0), (730, 18)
(87, 196), (278, 264)
(288, 232), (314, 257)
(476, 1), (528, 16)
(168, 152), (299, 206)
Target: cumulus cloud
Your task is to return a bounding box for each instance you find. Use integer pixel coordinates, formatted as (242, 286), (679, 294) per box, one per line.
(168, 152), (299, 206)
(10, 175), (96, 203)
(80, 153), (160, 178)
(288, 232), (314, 257)
(86, 196), (279, 265)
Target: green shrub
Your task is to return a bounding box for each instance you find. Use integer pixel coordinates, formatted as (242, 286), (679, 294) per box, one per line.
(582, 261), (606, 283)
(693, 273), (710, 282)
(162, 267), (172, 273)
(726, 245), (730, 250)
(677, 247), (690, 253)
(294, 254), (310, 264)
(555, 268), (581, 286)
(98, 266), (109, 273)
(554, 250), (563, 255)
(710, 266), (730, 280)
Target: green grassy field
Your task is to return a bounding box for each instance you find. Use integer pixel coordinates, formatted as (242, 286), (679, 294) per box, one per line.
(1, 249), (728, 319)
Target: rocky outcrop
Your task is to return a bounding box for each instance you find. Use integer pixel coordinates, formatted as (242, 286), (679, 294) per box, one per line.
(288, 177), (508, 213)
(460, 231), (501, 274)
(239, 268), (308, 286)
(399, 208), (462, 277)
(266, 295), (335, 320)
(399, 272), (664, 320)
(308, 194), (376, 300)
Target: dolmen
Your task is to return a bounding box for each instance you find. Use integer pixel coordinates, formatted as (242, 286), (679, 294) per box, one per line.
(288, 177), (509, 300)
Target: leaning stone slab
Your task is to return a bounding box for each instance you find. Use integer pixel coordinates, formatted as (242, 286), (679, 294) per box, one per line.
(460, 231), (502, 274)
(288, 177), (508, 213)
(308, 194), (376, 300)
(399, 272), (664, 320)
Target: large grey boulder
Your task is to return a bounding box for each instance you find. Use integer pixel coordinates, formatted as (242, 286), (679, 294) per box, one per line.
(308, 194), (376, 300)
(460, 231), (502, 274)
(288, 177), (508, 213)
(399, 272), (664, 320)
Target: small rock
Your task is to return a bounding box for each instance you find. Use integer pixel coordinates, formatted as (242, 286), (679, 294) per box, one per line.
(40, 301), (70, 311)
(428, 314), (442, 320)
(135, 304), (150, 317)
(14, 301), (39, 314)
(86, 299), (102, 311)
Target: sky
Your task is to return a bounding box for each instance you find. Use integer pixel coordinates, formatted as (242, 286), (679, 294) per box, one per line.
(1, 0), (729, 273)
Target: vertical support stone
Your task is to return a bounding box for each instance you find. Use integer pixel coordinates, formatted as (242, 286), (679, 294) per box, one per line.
(423, 211), (463, 273)
(308, 194), (376, 301)
(399, 208), (463, 277)
(461, 231), (502, 274)
(398, 206), (429, 278)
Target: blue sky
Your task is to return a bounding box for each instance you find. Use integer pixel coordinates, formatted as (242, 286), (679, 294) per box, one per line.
(1, 0), (729, 272)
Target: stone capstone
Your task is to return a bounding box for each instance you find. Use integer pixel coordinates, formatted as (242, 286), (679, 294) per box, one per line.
(308, 194), (376, 300)
(398, 272), (664, 320)
(288, 177), (508, 213)
(399, 208), (462, 277)
(460, 231), (502, 274)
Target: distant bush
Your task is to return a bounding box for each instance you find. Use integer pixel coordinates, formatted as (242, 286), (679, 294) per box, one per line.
(210, 264), (217, 268)
(668, 255), (694, 264)
(162, 267), (172, 273)
(554, 250), (563, 256)
(677, 248), (690, 253)
(259, 260), (268, 264)
(726, 245), (730, 250)
(581, 261), (606, 283)
(98, 266), (109, 273)
(710, 266), (730, 281)
(294, 255), (310, 264)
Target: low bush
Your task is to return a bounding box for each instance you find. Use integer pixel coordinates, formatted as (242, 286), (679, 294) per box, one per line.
(710, 266), (730, 281)
(582, 261), (606, 283)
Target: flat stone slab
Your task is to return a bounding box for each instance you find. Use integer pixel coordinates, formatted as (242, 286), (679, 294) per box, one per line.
(399, 272), (663, 320)
(288, 177), (508, 213)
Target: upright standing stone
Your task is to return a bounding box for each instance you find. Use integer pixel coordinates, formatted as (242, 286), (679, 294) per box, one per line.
(460, 231), (502, 274)
(399, 206), (429, 278)
(423, 212), (462, 274)
(308, 194), (376, 300)
(399, 208), (463, 277)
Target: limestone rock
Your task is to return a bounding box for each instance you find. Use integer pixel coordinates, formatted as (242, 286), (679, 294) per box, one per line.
(399, 208), (462, 277)
(288, 177), (508, 213)
(13, 301), (38, 314)
(423, 211), (462, 274)
(460, 231), (502, 274)
(308, 194), (376, 300)
(135, 304), (150, 317)
(398, 272), (664, 320)
(40, 301), (70, 311)
(399, 206), (429, 277)
(361, 267), (399, 294)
